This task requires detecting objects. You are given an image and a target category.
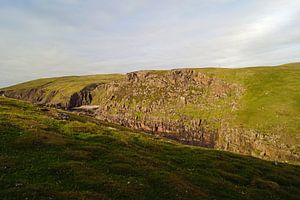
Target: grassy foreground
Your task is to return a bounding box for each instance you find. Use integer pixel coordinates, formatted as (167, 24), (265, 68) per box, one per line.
(0, 97), (300, 200)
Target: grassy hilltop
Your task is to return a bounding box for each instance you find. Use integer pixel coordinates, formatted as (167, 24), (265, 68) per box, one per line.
(0, 97), (300, 200)
(195, 63), (300, 136)
(2, 63), (300, 157)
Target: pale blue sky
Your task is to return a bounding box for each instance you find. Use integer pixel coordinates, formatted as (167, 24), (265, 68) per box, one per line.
(0, 0), (300, 87)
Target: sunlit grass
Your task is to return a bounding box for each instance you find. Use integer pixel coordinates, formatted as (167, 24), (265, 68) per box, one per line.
(0, 97), (300, 199)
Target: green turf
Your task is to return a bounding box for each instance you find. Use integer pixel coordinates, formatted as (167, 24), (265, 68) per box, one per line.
(0, 97), (300, 199)
(2, 74), (124, 105)
(193, 63), (300, 136)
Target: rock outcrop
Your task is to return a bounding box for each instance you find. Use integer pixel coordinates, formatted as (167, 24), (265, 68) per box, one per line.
(2, 88), (59, 106)
(68, 83), (99, 109)
(217, 123), (299, 161)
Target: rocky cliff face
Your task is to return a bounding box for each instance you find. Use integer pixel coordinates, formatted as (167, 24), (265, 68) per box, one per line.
(2, 69), (299, 162)
(90, 69), (239, 147)
(217, 123), (299, 161)
(3, 88), (59, 106)
(68, 83), (99, 109)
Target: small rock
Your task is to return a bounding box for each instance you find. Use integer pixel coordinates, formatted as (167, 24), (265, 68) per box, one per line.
(15, 183), (23, 187)
(58, 113), (70, 120)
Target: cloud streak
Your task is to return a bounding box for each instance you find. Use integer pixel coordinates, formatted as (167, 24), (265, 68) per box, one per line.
(0, 0), (300, 87)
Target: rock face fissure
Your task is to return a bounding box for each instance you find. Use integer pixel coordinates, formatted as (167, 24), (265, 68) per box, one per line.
(1, 69), (299, 162)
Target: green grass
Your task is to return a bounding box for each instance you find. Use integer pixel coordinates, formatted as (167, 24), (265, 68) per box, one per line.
(1, 97), (300, 199)
(3, 74), (124, 91)
(2, 74), (124, 105)
(194, 63), (300, 136)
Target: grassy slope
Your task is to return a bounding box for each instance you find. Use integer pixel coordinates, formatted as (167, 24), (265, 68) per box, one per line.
(1, 97), (300, 200)
(2, 63), (300, 146)
(194, 63), (300, 141)
(2, 74), (124, 105)
(207, 64), (298, 132)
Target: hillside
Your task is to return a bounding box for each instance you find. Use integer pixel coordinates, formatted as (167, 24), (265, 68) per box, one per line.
(1, 63), (300, 161)
(1, 97), (300, 200)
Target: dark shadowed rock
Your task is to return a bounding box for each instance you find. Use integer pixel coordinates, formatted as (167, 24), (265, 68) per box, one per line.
(40, 107), (50, 112)
(68, 83), (99, 109)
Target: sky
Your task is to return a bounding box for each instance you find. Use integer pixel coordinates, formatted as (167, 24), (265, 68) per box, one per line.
(0, 0), (300, 87)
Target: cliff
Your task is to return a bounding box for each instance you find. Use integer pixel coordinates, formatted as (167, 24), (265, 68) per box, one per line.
(2, 63), (300, 162)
